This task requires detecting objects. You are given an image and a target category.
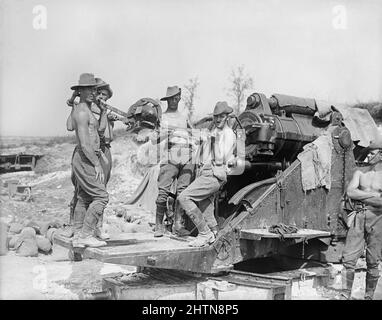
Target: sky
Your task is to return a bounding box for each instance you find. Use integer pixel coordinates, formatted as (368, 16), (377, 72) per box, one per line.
(0, 0), (381, 136)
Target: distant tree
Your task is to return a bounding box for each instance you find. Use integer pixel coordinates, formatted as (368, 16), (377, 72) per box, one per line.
(183, 77), (200, 120)
(227, 65), (254, 114)
(352, 102), (382, 124)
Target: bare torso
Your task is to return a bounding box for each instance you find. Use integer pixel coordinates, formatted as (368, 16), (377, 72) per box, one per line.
(72, 102), (100, 151)
(359, 171), (382, 193)
(347, 167), (382, 210)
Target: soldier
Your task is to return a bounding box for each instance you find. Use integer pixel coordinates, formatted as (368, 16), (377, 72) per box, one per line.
(69, 73), (109, 247)
(152, 86), (197, 237)
(92, 78), (116, 239)
(178, 101), (238, 247)
(341, 151), (382, 300)
(64, 78), (115, 241)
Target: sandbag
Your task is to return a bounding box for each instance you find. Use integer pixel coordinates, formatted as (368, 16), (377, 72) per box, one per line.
(36, 235), (52, 253)
(8, 234), (21, 250)
(16, 238), (38, 257)
(20, 227), (37, 239)
(8, 222), (23, 234)
(25, 221), (42, 235)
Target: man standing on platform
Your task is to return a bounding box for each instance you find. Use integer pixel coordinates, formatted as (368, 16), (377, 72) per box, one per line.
(68, 73), (109, 247)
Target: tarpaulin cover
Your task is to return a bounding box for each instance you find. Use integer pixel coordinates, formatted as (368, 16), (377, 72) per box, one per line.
(297, 132), (333, 192)
(271, 93), (316, 110)
(335, 105), (381, 148)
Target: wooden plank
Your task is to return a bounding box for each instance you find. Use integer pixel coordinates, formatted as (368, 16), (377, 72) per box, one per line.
(240, 228), (331, 241)
(55, 231), (206, 259)
(86, 237), (204, 259)
(54, 231), (216, 272)
(267, 267), (330, 280)
(54, 232), (164, 249)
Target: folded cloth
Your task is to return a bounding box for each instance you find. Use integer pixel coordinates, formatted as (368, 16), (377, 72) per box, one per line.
(269, 223), (298, 240)
(127, 164), (160, 214)
(298, 133), (333, 192)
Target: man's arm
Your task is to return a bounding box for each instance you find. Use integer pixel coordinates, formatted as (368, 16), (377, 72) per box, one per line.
(346, 170), (380, 200)
(362, 197), (382, 208)
(66, 101), (79, 132)
(66, 110), (74, 131)
(91, 103), (108, 134)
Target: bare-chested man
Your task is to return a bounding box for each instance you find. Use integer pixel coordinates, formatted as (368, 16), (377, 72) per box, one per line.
(69, 73), (109, 247)
(341, 151), (382, 300)
(63, 78), (113, 241)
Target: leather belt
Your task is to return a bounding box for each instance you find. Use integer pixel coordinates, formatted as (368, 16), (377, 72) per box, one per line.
(169, 143), (193, 149)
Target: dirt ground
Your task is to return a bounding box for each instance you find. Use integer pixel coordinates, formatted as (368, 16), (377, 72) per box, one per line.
(0, 135), (381, 300)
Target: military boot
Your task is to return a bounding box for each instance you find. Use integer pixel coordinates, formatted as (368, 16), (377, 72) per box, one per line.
(74, 211), (107, 247)
(187, 208), (215, 247)
(172, 206), (191, 237)
(95, 227), (110, 241)
(95, 214), (109, 240)
(73, 234), (107, 248)
(154, 209), (165, 238)
(364, 274), (379, 300)
(341, 269), (355, 299)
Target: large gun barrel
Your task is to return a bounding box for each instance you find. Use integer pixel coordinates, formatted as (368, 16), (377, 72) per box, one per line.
(237, 92), (331, 165)
(97, 99), (130, 119)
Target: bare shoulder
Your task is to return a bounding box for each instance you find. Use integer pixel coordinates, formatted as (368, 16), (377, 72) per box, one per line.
(72, 103), (90, 123)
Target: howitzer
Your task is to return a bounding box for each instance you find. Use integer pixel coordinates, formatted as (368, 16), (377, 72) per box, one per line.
(55, 92), (380, 291)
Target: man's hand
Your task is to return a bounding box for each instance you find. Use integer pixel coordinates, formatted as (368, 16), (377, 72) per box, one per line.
(97, 97), (107, 112)
(123, 117), (134, 126)
(227, 159), (237, 168)
(95, 164), (105, 184)
(72, 89), (80, 98)
(107, 113), (119, 121)
(363, 196), (382, 208)
(149, 130), (159, 144)
(67, 90), (80, 107)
